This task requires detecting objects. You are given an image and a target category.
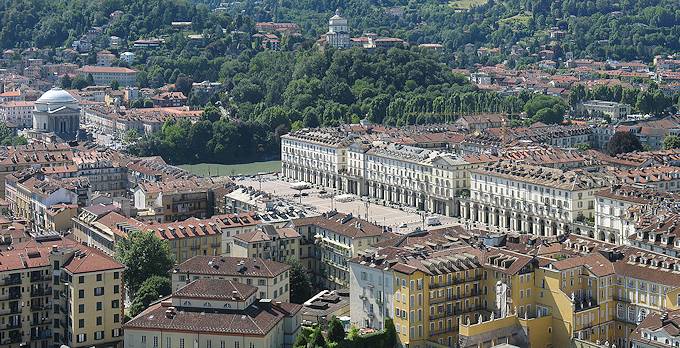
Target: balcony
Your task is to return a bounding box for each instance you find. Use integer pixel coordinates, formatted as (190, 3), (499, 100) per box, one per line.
(574, 298), (599, 313)
(428, 275), (483, 289)
(0, 322), (21, 330)
(30, 287), (52, 297)
(30, 303), (50, 312)
(0, 307), (20, 315)
(30, 274), (50, 283)
(0, 277), (21, 286)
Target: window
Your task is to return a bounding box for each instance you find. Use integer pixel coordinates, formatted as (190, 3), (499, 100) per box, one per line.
(96, 274), (103, 281)
(114, 272), (119, 279)
(96, 331), (105, 340)
(112, 328), (121, 337)
(78, 289), (85, 298)
(77, 334), (86, 343)
(78, 319), (85, 328)
(180, 338), (185, 348)
(153, 336), (158, 347)
(96, 316), (102, 325)
(114, 314), (119, 323)
(94, 287), (104, 296)
(79, 276), (85, 283)
(96, 302), (102, 311)
(112, 300), (120, 308)
(79, 304), (85, 313)
(114, 285), (119, 294)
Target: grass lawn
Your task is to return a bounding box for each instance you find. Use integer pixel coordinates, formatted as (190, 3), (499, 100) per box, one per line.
(448, 0), (488, 10)
(499, 11), (533, 27)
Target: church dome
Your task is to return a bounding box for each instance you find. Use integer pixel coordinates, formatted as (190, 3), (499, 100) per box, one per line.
(36, 88), (77, 105)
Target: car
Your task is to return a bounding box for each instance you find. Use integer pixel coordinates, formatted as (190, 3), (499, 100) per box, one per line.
(398, 223), (408, 228)
(319, 190), (327, 194)
(293, 193), (301, 198)
(301, 192), (309, 197)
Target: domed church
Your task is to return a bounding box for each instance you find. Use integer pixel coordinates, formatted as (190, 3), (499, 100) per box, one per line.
(32, 87), (80, 141)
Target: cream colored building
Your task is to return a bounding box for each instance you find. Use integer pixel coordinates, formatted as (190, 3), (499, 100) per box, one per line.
(280, 129), (351, 191)
(464, 161), (609, 236)
(230, 224), (301, 262)
(293, 211), (387, 290)
(172, 256), (291, 302)
(124, 279), (301, 348)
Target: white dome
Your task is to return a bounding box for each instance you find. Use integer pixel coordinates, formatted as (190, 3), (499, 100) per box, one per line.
(36, 88), (77, 104)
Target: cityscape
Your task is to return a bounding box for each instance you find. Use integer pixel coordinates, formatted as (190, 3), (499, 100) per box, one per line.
(0, 1), (679, 348)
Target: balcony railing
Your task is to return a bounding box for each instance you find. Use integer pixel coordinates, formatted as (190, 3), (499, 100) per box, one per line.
(428, 275), (483, 289)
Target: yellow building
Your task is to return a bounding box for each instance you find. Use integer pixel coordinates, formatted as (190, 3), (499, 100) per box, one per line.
(146, 217), (222, 263)
(0, 235), (124, 348)
(351, 228), (680, 348)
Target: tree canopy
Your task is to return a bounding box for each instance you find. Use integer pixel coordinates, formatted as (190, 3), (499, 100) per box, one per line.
(115, 230), (175, 297)
(128, 275), (172, 317)
(606, 131), (643, 156)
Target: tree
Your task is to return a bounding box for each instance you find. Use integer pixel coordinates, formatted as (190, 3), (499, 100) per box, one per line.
(293, 330), (308, 348)
(71, 75), (89, 90)
(0, 123), (26, 146)
(175, 74), (193, 97)
(663, 135), (680, 150)
(128, 276), (172, 317)
(327, 316), (345, 343)
(60, 74), (72, 89)
(115, 230), (175, 297)
(123, 129), (140, 144)
(110, 80), (120, 90)
(384, 318), (397, 348)
(309, 327), (326, 348)
(86, 73), (94, 86)
(347, 326), (359, 341)
(523, 95), (566, 124)
(287, 258), (312, 304)
(576, 143), (591, 151)
(202, 105), (222, 122)
(606, 131), (643, 156)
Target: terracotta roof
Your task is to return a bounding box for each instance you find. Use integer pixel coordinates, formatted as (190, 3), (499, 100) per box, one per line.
(125, 300), (301, 336)
(551, 253), (615, 277)
(63, 246), (125, 274)
(78, 65), (137, 74)
(631, 309), (680, 345)
(175, 256), (290, 278)
(174, 279), (257, 301)
(293, 211), (384, 239)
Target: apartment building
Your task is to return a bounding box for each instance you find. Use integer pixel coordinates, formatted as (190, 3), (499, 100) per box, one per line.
(280, 129), (352, 191)
(133, 179), (215, 223)
(464, 162), (608, 237)
(208, 212), (262, 254)
(230, 224), (301, 262)
(172, 256), (291, 302)
(346, 227), (680, 348)
(631, 308), (680, 347)
(594, 186), (680, 245)
(71, 206), (146, 255)
(77, 66), (137, 87)
(292, 211), (387, 290)
(124, 279), (301, 348)
(0, 236), (124, 348)
(146, 217), (222, 263)
(0, 143), (74, 197)
(5, 170), (84, 233)
(0, 101), (34, 128)
(282, 129), (490, 218)
(629, 213), (680, 258)
(611, 166), (680, 193)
